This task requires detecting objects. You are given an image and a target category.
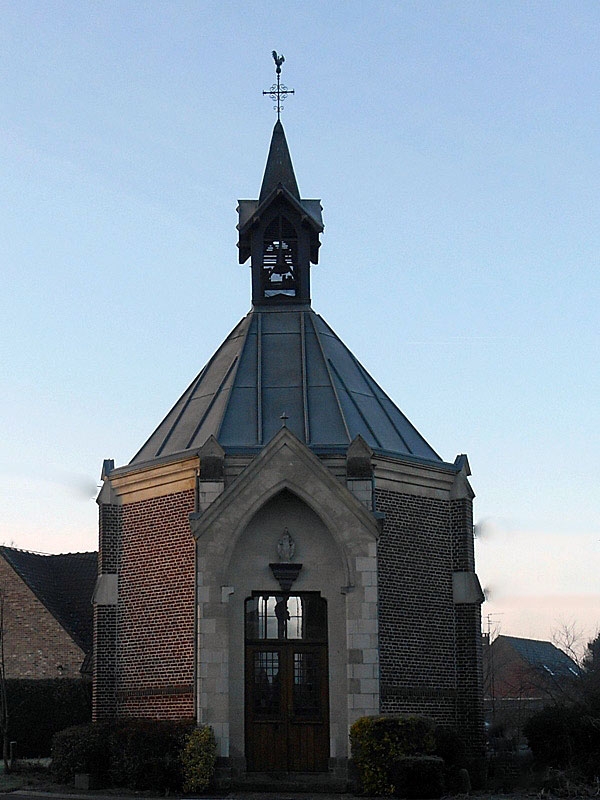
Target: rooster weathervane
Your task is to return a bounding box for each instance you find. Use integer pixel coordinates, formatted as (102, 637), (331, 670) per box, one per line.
(263, 51), (294, 120)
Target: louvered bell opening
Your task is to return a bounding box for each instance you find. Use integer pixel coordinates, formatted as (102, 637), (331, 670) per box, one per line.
(262, 215), (298, 298)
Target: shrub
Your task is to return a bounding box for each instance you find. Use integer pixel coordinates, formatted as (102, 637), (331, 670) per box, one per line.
(108, 718), (195, 792)
(51, 723), (107, 783)
(433, 725), (468, 792)
(350, 715), (436, 795)
(51, 718), (197, 791)
(390, 755), (445, 798)
(524, 704), (578, 769)
(525, 703), (600, 781)
(181, 726), (217, 793)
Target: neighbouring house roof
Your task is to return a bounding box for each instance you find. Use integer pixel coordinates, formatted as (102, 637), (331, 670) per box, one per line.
(0, 547), (97, 656)
(498, 635), (580, 678)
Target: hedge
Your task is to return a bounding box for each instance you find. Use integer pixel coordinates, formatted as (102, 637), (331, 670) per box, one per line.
(389, 755), (445, 798)
(51, 719), (216, 793)
(6, 679), (91, 757)
(350, 715), (472, 796)
(350, 715), (436, 795)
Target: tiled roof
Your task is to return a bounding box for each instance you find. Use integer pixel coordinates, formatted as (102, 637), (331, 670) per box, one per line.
(500, 635), (580, 678)
(0, 547), (97, 654)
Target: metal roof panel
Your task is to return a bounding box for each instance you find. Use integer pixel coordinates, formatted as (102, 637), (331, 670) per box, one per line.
(128, 308), (443, 466)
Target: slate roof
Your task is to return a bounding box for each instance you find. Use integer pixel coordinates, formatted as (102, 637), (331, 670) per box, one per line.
(129, 308), (443, 467)
(0, 547), (97, 655)
(500, 635), (580, 678)
(259, 119), (301, 204)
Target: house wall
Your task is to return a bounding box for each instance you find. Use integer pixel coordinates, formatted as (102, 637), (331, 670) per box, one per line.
(0, 557), (85, 679)
(94, 445), (484, 759)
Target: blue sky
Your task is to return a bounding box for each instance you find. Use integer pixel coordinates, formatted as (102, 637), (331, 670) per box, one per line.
(2, 1), (599, 646)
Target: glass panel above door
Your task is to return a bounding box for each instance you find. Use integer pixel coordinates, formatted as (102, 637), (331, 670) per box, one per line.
(245, 594), (327, 642)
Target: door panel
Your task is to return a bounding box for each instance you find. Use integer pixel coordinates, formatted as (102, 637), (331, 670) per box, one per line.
(245, 598), (330, 773)
(288, 647), (329, 772)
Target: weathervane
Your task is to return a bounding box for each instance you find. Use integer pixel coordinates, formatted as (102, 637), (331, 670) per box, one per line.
(263, 51), (294, 120)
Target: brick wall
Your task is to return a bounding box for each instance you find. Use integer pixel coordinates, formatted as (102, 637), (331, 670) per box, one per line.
(94, 502), (120, 719)
(0, 558), (85, 679)
(376, 489), (456, 722)
(376, 488), (484, 752)
(115, 489), (195, 718)
(451, 497), (485, 753)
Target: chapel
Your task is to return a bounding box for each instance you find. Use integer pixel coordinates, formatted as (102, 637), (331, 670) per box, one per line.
(93, 70), (485, 781)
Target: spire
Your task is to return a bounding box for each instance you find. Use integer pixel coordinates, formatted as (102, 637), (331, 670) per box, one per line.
(236, 55), (323, 307)
(258, 120), (300, 204)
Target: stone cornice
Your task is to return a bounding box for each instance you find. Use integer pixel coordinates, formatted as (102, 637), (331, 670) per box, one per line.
(373, 455), (461, 500)
(103, 456), (198, 505)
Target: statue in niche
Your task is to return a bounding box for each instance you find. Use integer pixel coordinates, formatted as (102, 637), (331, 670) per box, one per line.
(277, 528), (295, 562)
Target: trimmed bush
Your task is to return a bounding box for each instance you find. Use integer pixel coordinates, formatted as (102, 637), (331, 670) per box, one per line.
(350, 715), (436, 795)
(181, 726), (217, 793)
(390, 755), (445, 799)
(51, 718), (201, 792)
(51, 723), (108, 783)
(108, 718), (195, 791)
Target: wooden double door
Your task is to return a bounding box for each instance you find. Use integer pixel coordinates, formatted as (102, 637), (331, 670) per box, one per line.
(245, 593), (329, 772)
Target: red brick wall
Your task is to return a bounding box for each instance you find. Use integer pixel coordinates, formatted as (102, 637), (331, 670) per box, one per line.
(0, 557), (85, 679)
(115, 489), (195, 718)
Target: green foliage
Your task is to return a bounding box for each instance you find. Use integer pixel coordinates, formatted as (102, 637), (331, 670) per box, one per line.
(108, 718), (195, 791)
(350, 715), (436, 795)
(51, 719), (202, 792)
(432, 724), (470, 792)
(524, 703), (600, 780)
(181, 726), (217, 793)
(50, 723), (108, 783)
(7, 679), (91, 757)
(389, 755), (445, 798)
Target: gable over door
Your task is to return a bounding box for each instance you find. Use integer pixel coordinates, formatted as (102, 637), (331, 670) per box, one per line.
(245, 593), (329, 772)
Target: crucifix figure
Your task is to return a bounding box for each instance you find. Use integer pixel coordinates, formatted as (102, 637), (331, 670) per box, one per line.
(263, 51), (295, 120)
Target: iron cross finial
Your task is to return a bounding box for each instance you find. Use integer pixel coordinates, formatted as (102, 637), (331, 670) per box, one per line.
(263, 51), (294, 120)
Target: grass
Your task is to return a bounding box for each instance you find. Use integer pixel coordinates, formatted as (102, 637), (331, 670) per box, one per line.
(0, 758), (57, 792)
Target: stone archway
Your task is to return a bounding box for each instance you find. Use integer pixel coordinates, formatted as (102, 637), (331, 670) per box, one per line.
(226, 489), (342, 772)
(189, 429), (380, 774)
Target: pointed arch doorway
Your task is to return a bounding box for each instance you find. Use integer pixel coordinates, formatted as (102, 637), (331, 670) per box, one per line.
(245, 592), (329, 772)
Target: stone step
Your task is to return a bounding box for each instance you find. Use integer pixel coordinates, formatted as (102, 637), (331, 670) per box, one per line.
(230, 771), (349, 793)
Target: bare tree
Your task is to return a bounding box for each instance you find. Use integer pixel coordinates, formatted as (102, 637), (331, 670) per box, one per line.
(552, 617), (587, 667)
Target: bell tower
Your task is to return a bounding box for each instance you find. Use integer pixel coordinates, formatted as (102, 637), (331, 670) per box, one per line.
(237, 55), (323, 307)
